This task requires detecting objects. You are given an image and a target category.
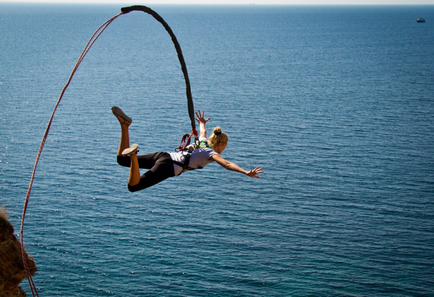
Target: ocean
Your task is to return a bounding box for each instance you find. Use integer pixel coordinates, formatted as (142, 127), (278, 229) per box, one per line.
(1, 3), (433, 296)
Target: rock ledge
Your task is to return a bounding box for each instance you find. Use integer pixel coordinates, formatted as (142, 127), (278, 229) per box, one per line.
(0, 206), (37, 297)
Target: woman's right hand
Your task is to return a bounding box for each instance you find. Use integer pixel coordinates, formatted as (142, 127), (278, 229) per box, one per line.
(246, 167), (264, 178)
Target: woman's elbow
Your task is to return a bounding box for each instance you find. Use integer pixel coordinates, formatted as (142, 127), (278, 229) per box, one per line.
(223, 162), (233, 171)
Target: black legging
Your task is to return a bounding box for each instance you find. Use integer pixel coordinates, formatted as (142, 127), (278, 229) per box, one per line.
(117, 152), (175, 192)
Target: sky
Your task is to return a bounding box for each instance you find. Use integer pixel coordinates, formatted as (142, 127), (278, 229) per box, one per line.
(0, 0), (433, 5)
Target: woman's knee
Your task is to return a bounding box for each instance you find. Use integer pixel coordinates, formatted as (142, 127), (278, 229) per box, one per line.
(128, 183), (142, 192)
(117, 155), (130, 167)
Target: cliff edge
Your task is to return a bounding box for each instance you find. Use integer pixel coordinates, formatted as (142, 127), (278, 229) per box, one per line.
(0, 206), (37, 297)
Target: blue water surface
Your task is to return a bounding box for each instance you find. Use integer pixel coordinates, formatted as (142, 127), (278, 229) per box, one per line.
(1, 4), (434, 296)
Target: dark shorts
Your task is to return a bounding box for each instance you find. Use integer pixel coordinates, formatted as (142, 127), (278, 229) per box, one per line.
(117, 152), (175, 192)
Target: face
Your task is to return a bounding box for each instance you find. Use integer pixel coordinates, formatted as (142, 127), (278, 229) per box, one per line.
(216, 142), (227, 154)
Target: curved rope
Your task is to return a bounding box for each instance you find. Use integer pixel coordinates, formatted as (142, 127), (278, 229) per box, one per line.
(20, 5), (196, 296)
(121, 5), (197, 136)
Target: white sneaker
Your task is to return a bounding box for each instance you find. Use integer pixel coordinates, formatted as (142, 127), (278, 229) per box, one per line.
(122, 144), (139, 156)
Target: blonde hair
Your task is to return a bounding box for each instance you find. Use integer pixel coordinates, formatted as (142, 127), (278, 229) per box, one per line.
(208, 126), (228, 148)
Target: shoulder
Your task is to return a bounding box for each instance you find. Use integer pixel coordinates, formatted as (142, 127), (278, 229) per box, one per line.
(210, 153), (223, 161)
(210, 153), (229, 167)
(203, 147), (218, 159)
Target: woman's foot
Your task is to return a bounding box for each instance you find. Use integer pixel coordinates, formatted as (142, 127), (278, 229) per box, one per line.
(112, 106), (132, 126)
(122, 144), (139, 156)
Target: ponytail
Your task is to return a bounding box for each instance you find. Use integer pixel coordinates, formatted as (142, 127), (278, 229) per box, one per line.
(208, 126), (228, 148)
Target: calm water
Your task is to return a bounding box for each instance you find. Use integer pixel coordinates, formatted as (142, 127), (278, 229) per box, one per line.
(1, 4), (434, 296)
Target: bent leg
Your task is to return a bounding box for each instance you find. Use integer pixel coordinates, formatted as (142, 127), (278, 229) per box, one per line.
(128, 153), (175, 192)
(117, 123), (131, 156)
(116, 118), (131, 157)
(118, 152), (166, 169)
(128, 151), (141, 187)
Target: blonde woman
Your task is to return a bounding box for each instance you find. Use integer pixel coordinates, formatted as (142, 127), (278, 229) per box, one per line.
(113, 107), (263, 192)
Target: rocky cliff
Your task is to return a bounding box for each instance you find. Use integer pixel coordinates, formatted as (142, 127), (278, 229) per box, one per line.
(0, 206), (37, 297)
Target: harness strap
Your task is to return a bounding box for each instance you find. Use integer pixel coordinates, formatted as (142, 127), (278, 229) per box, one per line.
(173, 141), (212, 174)
(172, 160), (195, 172)
(178, 130), (196, 151)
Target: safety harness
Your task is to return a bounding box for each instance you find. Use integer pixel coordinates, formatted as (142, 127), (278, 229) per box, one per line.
(173, 141), (213, 173)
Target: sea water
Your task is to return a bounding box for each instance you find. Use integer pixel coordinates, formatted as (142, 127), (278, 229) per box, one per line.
(1, 4), (433, 296)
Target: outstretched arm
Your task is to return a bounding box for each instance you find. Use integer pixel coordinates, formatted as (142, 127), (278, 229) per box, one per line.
(195, 110), (210, 139)
(210, 154), (264, 178)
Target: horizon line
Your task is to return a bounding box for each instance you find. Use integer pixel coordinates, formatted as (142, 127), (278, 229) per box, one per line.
(0, 0), (433, 5)
(0, 2), (433, 5)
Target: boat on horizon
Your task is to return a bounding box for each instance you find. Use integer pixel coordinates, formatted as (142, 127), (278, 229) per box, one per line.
(417, 17), (426, 23)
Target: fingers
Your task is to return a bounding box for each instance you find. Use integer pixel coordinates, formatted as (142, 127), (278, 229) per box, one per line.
(255, 167), (264, 173)
(195, 110), (210, 123)
(195, 110), (202, 121)
(249, 167), (264, 178)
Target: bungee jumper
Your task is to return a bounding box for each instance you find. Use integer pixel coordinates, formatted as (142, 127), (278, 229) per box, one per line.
(112, 107), (264, 192)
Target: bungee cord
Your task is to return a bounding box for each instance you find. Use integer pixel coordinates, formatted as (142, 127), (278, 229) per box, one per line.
(20, 6), (197, 296)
